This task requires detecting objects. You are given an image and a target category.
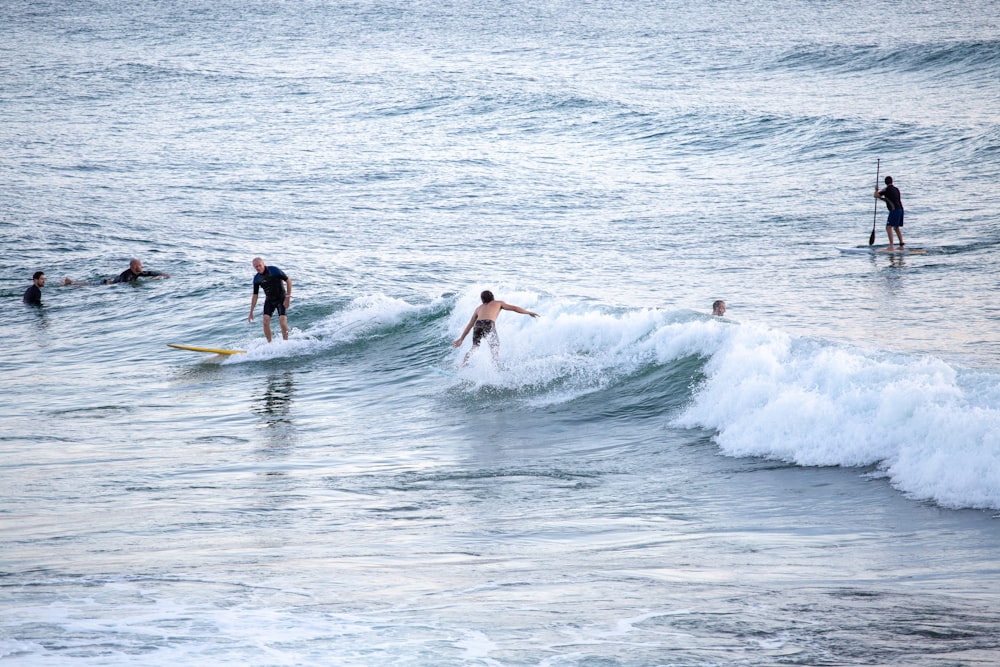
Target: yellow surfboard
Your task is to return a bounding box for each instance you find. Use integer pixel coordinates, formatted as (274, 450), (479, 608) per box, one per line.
(167, 343), (246, 355)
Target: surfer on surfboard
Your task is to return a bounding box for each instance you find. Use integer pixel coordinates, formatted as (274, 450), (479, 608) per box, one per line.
(248, 257), (292, 342)
(452, 290), (539, 366)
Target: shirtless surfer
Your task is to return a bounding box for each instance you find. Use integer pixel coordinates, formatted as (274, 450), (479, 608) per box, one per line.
(452, 290), (539, 365)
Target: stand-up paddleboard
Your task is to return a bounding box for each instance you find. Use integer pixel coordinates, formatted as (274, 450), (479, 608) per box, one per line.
(167, 343), (246, 355)
(837, 246), (927, 255)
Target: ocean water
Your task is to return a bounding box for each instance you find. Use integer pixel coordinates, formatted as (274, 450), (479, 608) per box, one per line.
(3, 0), (1000, 664)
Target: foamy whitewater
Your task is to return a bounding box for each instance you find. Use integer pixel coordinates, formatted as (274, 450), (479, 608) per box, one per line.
(4, 0), (1000, 663)
(221, 293), (1000, 511)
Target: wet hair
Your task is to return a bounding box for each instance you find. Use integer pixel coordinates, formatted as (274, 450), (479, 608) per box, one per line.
(33, 271), (45, 281)
(884, 176), (893, 185)
(480, 290), (495, 304)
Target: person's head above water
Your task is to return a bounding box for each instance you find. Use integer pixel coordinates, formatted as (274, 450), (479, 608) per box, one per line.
(480, 290), (495, 304)
(712, 300), (726, 316)
(884, 176), (893, 185)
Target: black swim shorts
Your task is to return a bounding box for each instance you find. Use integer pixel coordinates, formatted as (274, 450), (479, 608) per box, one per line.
(263, 299), (287, 317)
(472, 319), (495, 346)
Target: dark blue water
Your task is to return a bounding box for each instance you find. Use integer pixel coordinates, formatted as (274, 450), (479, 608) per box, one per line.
(4, 0), (1000, 663)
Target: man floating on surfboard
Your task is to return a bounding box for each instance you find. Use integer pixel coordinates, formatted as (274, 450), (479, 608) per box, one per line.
(102, 258), (171, 284)
(248, 257), (292, 342)
(452, 290), (539, 366)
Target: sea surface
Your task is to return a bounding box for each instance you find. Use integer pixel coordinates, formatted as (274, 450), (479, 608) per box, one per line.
(3, 0), (1000, 664)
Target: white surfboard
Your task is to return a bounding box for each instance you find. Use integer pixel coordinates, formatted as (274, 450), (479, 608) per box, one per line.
(837, 246), (926, 255)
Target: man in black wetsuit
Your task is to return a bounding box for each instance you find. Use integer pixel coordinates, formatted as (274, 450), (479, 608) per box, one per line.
(103, 258), (171, 284)
(248, 257), (292, 342)
(23, 271), (45, 305)
(875, 176), (905, 251)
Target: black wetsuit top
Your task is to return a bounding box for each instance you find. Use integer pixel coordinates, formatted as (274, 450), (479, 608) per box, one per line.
(252, 266), (288, 302)
(23, 285), (41, 305)
(110, 268), (164, 284)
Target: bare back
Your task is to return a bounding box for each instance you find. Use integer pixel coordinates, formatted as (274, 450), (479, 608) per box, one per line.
(473, 300), (506, 322)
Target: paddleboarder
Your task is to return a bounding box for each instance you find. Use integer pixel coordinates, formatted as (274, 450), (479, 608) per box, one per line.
(874, 176), (904, 251)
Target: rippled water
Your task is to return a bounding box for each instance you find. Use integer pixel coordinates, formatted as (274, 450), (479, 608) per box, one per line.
(4, 0), (1000, 663)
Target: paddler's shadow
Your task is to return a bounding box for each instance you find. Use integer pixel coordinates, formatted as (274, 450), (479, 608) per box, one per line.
(251, 370), (297, 456)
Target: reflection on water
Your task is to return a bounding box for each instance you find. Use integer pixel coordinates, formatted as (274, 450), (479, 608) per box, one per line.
(884, 255), (909, 270)
(251, 371), (297, 456)
(252, 371), (295, 424)
(25, 303), (51, 335)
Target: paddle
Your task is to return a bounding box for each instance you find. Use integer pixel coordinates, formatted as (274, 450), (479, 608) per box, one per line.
(869, 158), (880, 246)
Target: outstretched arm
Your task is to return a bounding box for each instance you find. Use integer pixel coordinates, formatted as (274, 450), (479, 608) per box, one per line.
(452, 313), (477, 347)
(500, 302), (539, 318)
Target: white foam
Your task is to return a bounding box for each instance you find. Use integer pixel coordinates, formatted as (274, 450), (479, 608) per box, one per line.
(226, 286), (1000, 510)
(445, 288), (1000, 509)
(445, 290), (688, 400)
(228, 293), (442, 363)
(672, 321), (1000, 510)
